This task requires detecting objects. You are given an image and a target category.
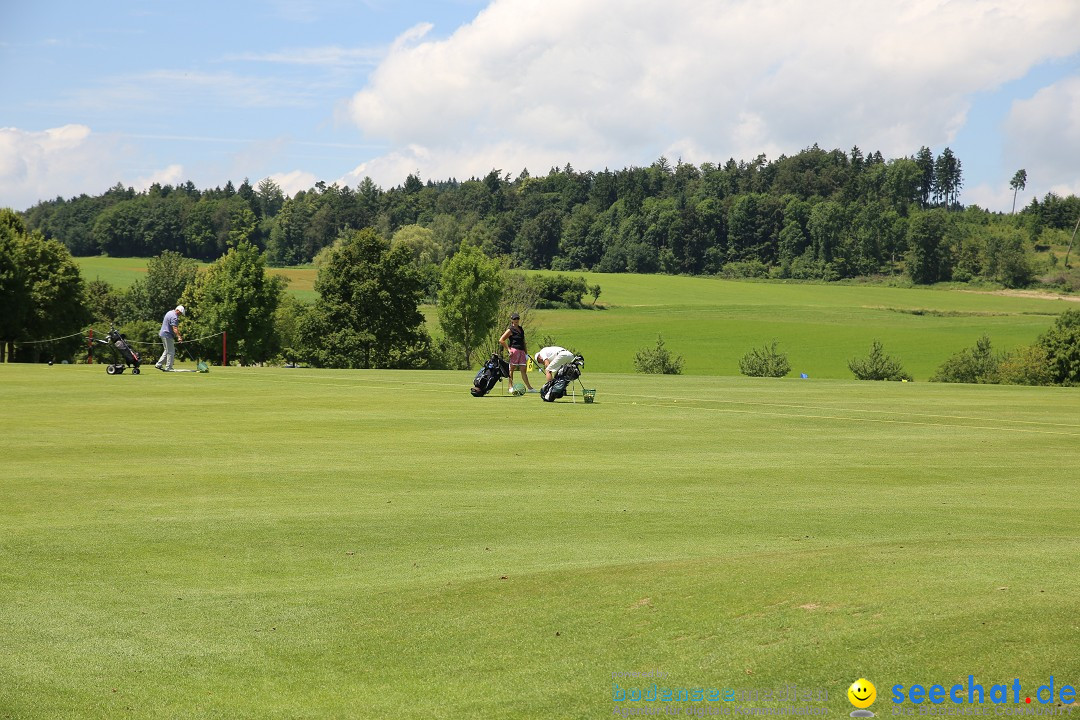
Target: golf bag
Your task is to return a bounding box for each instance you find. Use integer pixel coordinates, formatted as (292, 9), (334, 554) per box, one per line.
(96, 327), (142, 375)
(470, 353), (510, 397)
(540, 354), (584, 402)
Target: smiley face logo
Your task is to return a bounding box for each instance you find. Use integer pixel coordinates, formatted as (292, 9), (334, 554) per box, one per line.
(848, 678), (877, 709)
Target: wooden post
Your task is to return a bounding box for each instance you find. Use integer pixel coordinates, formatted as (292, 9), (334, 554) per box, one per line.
(222, 331), (227, 367)
(1064, 214), (1079, 268)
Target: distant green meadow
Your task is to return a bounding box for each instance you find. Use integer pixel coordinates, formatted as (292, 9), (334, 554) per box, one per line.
(2, 364), (1077, 718)
(543, 274), (1074, 379)
(74, 256), (1074, 380)
(76, 255), (318, 302)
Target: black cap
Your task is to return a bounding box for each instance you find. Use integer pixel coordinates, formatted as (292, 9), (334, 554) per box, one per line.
(510, 312), (520, 320)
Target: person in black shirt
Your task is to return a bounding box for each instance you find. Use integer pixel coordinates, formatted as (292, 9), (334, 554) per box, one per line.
(499, 312), (537, 393)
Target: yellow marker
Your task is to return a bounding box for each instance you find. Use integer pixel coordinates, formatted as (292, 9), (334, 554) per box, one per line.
(848, 679), (877, 709)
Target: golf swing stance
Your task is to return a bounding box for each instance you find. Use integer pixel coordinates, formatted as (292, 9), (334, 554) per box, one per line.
(155, 305), (184, 371)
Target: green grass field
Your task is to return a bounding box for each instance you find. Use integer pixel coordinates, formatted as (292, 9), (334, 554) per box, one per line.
(75, 256), (318, 302)
(74, 257), (1075, 379)
(536, 273), (1075, 378)
(2, 363), (1078, 718)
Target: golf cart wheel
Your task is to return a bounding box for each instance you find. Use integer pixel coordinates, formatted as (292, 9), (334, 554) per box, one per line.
(116, 365), (125, 374)
(106, 364), (118, 375)
(132, 367), (140, 375)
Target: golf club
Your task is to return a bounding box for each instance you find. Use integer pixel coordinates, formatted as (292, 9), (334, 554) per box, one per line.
(178, 340), (210, 373)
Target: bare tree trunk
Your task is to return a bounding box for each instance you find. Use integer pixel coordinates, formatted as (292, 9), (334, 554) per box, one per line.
(1065, 214), (1080, 268)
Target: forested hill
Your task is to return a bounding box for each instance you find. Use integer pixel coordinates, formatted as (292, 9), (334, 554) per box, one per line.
(17, 144), (1080, 287)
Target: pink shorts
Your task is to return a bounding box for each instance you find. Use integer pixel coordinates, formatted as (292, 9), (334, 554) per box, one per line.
(508, 348), (529, 366)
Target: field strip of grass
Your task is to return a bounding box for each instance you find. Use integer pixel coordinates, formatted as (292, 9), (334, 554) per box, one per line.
(241, 369), (1080, 434)
(3, 352), (1078, 718)
(611, 398), (1080, 436)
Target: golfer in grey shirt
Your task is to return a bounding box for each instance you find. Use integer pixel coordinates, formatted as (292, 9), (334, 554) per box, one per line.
(156, 305), (185, 371)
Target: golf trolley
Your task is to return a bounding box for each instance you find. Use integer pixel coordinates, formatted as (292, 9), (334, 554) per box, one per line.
(94, 327), (142, 375)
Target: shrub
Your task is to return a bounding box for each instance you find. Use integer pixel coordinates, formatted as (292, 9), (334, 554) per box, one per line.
(981, 226), (1035, 288)
(930, 335), (1001, 383)
(634, 334), (684, 375)
(1039, 268), (1080, 293)
(789, 255), (828, 280)
(739, 341), (791, 378)
(848, 340), (913, 381)
(997, 344), (1054, 386)
(1036, 309), (1080, 385)
(527, 274), (592, 308)
(719, 260), (769, 279)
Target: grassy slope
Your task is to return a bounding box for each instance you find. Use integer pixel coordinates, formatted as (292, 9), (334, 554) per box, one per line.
(1, 364), (1078, 718)
(529, 273), (1072, 379)
(76, 256), (163, 288)
(75, 258), (1072, 378)
(75, 256), (317, 302)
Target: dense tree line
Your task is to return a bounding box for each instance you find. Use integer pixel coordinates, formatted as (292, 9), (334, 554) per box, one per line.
(4, 214), (1078, 383)
(7, 143), (1080, 373)
(18, 146), (1080, 289)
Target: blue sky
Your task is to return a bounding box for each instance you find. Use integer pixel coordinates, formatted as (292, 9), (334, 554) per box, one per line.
(3, 0), (1079, 213)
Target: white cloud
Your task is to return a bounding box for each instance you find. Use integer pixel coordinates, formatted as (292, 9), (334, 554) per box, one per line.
(0, 125), (111, 209)
(963, 182), (1026, 214)
(134, 164), (186, 192)
(268, 169), (319, 197)
(342, 0), (1080, 190)
(0, 125), (191, 210)
(1004, 76), (1080, 202)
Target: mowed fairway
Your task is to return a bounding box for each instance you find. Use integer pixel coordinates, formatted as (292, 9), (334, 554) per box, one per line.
(2, 364), (1078, 718)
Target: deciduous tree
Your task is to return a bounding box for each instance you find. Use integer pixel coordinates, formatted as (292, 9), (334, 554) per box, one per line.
(0, 209), (90, 362)
(125, 250), (199, 323)
(438, 243), (502, 368)
(180, 242), (287, 364)
(300, 228), (430, 368)
(1036, 309), (1080, 385)
(906, 209), (951, 284)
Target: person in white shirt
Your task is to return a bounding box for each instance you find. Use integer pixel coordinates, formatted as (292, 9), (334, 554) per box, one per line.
(534, 345), (575, 382)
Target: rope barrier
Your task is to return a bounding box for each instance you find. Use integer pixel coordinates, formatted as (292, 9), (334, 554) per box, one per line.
(9, 327), (227, 366)
(94, 330), (226, 348)
(181, 331), (226, 344)
(12, 331), (86, 345)
(12, 329), (225, 350)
